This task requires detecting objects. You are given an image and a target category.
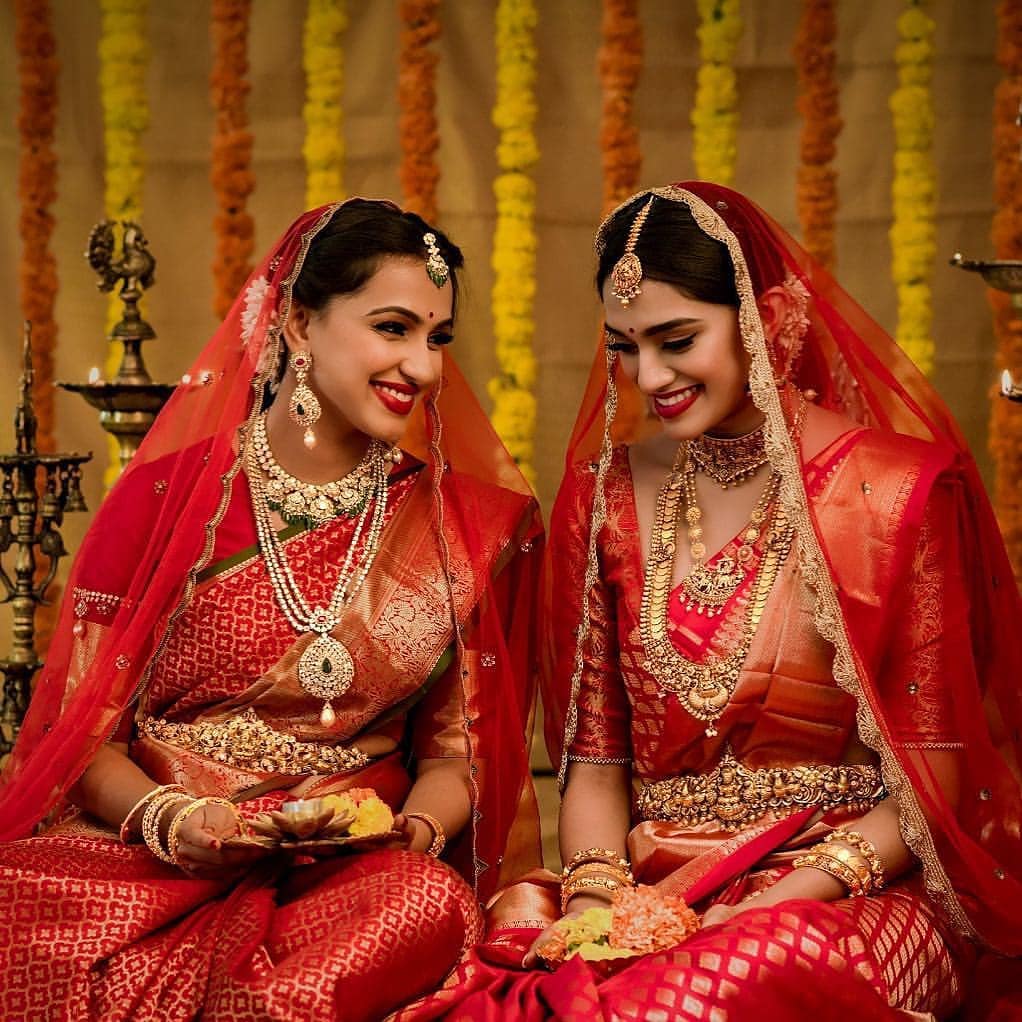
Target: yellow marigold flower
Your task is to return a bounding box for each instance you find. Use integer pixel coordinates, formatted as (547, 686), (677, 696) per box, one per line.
(349, 796), (395, 837)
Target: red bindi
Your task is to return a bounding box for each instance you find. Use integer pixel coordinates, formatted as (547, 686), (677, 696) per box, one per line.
(428, 311), (434, 319)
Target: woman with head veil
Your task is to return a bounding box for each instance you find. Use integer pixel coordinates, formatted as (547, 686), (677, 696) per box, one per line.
(406, 182), (1022, 1021)
(0, 199), (543, 1020)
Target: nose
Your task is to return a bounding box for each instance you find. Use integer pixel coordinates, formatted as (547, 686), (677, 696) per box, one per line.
(400, 333), (441, 390)
(634, 348), (675, 395)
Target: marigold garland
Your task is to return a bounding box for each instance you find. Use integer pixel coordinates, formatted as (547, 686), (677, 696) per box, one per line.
(99, 0), (149, 484)
(888, 1), (937, 376)
(990, 0), (1022, 582)
(398, 0), (441, 222)
(488, 0), (539, 488)
(793, 0), (842, 270)
(598, 0), (642, 215)
(211, 0), (255, 320)
(303, 0), (346, 209)
(16, 0), (59, 455)
(692, 0), (743, 185)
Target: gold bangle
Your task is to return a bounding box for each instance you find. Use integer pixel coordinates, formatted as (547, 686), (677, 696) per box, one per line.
(405, 811), (446, 857)
(562, 847), (631, 877)
(119, 784), (186, 844)
(560, 875), (623, 913)
(792, 850), (866, 896)
(167, 796), (239, 865)
(826, 829), (885, 891)
(141, 791), (191, 864)
(819, 843), (873, 893)
(564, 863), (634, 889)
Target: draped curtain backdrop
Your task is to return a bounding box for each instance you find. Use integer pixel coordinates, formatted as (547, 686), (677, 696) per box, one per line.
(0, 0), (1003, 611)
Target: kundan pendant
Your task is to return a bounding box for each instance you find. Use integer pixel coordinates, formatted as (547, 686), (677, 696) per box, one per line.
(298, 633), (355, 726)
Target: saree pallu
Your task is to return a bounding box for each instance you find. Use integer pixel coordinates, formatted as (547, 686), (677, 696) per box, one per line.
(0, 465), (538, 1022)
(396, 432), (977, 1021)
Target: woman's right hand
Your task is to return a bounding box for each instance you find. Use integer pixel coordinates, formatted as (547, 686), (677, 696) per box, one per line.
(166, 798), (269, 878)
(521, 893), (610, 969)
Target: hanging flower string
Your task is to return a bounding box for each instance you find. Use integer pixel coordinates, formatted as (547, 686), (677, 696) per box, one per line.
(16, 0), (59, 454)
(99, 0), (149, 485)
(692, 0), (743, 185)
(398, 0), (441, 222)
(793, 0), (842, 269)
(211, 0), (255, 320)
(889, 0), (937, 376)
(303, 0), (346, 209)
(488, 0), (539, 488)
(990, 0), (1022, 581)
(598, 0), (642, 214)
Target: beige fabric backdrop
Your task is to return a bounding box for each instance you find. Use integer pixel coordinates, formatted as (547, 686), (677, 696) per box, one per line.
(0, 0), (1002, 658)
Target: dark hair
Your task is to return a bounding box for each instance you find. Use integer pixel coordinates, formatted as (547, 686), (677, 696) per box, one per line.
(596, 195), (740, 307)
(293, 198), (465, 314)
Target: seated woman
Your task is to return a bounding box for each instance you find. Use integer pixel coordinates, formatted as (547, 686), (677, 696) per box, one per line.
(406, 183), (1022, 1021)
(0, 199), (542, 1021)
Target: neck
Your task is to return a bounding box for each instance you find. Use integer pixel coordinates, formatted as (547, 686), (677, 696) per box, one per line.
(704, 398), (765, 439)
(264, 383), (372, 482)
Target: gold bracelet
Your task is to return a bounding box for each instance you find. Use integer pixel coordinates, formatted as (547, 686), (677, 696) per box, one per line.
(405, 812), (446, 857)
(119, 784), (186, 844)
(562, 847), (631, 877)
(819, 842), (874, 894)
(826, 829), (885, 891)
(167, 797), (239, 866)
(791, 849), (866, 896)
(560, 875), (623, 913)
(564, 863), (634, 890)
(141, 791), (191, 864)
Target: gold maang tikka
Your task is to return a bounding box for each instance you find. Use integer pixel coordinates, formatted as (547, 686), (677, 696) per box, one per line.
(424, 232), (449, 288)
(610, 196), (656, 307)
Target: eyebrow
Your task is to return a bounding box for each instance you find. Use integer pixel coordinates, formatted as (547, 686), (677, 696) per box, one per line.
(366, 305), (454, 329)
(604, 317), (702, 339)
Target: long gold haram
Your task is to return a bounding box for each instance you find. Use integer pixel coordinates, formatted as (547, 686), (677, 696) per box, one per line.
(246, 436), (389, 727)
(640, 446), (794, 737)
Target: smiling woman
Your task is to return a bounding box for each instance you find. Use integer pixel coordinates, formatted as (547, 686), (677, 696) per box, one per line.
(0, 199), (543, 1021)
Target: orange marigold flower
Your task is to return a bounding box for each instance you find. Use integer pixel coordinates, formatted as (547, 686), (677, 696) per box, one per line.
(609, 886), (699, 956)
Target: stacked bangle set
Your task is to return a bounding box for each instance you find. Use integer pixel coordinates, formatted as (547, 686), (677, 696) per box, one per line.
(120, 784), (242, 867)
(560, 846), (635, 913)
(792, 828), (886, 897)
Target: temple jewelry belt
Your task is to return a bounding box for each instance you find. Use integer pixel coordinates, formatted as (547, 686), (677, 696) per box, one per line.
(139, 708), (371, 775)
(635, 749), (885, 832)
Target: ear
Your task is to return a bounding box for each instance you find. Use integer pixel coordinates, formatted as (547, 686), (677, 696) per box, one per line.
(756, 285), (793, 346)
(281, 302), (312, 355)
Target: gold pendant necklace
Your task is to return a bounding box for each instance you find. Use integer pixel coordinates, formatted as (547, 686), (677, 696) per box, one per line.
(678, 465), (780, 615)
(639, 444), (793, 737)
(687, 423), (768, 488)
(252, 413), (382, 528)
(246, 430), (393, 726)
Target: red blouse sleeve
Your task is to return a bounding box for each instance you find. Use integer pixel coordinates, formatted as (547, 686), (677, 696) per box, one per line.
(546, 459), (632, 766)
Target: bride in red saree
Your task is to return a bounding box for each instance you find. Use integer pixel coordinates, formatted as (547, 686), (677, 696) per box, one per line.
(400, 183), (1022, 1021)
(0, 200), (542, 1021)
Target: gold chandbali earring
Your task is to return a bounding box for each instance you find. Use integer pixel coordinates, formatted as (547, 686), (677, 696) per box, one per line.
(246, 434), (390, 727)
(252, 413), (398, 528)
(639, 444), (794, 737)
(679, 459), (781, 615)
(288, 351), (321, 449)
(687, 424), (769, 488)
(610, 196), (656, 307)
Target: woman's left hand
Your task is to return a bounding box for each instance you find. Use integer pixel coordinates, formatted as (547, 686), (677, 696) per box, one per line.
(343, 812), (416, 853)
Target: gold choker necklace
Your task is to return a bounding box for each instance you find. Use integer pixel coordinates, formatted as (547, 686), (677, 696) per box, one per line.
(252, 413), (390, 528)
(688, 424), (768, 488)
(640, 444), (793, 737)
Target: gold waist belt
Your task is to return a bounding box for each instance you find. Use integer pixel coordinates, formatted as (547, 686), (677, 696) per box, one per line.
(636, 749), (885, 832)
(140, 708), (371, 775)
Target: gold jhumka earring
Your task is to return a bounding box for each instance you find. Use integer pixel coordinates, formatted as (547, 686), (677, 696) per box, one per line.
(610, 196), (656, 307)
(288, 351), (321, 449)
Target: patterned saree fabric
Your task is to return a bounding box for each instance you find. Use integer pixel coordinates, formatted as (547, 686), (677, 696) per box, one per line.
(0, 202), (543, 1019)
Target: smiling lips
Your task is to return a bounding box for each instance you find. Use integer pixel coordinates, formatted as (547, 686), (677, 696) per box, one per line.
(651, 384), (701, 419)
(371, 380), (418, 416)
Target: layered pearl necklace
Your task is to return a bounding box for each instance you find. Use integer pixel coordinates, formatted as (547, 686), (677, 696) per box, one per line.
(246, 418), (394, 727)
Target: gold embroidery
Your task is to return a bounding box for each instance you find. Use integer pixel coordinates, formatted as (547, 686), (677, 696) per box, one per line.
(140, 707), (370, 774)
(635, 749), (884, 831)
